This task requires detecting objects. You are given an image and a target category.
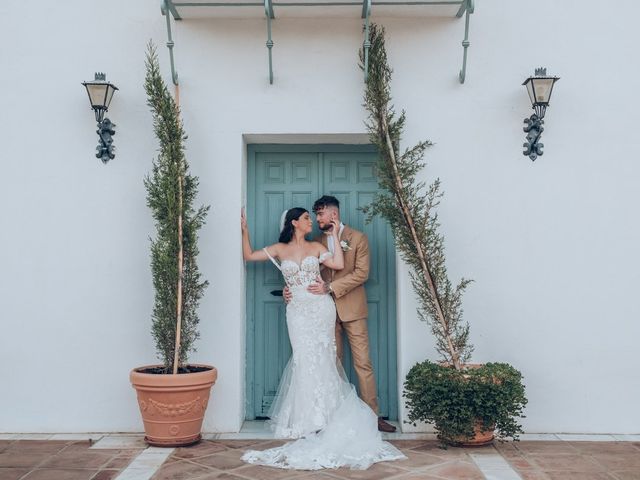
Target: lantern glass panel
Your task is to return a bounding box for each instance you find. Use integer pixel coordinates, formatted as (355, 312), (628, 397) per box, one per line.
(104, 85), (116, 109)
(86, 83), (109, 108)
(531, 78), (556, 104)
(525, 79), (536, 106)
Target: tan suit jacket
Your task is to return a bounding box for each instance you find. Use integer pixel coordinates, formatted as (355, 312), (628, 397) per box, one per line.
(317, 225), (369, 322)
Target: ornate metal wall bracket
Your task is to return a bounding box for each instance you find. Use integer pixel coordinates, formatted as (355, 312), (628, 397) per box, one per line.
(96, 118), (116, 164)
(523, 114), (544, 161)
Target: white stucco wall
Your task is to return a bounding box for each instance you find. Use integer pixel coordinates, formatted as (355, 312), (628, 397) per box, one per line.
(1, 0), (638, 434)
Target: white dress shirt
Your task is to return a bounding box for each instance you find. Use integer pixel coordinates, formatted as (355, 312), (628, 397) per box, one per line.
(326, 222), (345, 255)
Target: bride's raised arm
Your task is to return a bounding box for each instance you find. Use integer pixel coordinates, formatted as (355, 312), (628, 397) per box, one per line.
(241, 209), (280, 262)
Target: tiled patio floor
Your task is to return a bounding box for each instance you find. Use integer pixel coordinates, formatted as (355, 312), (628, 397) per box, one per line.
(1, 437), (639, 480)
(150, 439), (640, 480)
(495, 440), (640, 480)
(0, 438), (144, 480)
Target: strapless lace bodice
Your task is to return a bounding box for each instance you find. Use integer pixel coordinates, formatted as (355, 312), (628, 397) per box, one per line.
(281, 256), (321, 288)
(264, 250), (332, 288)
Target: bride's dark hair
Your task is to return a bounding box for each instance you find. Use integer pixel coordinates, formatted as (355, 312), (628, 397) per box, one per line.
(279, 207), (308, 243)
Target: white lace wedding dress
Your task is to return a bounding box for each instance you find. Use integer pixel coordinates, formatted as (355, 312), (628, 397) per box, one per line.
(241, 251), (405, 470)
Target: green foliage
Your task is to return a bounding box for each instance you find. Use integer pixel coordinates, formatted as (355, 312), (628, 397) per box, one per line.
(143, 43), (209, 372)
(359, 24), (472, 366)
(404, 361), (528, 444)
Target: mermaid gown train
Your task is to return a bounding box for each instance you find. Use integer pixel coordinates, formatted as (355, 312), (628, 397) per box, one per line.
(241, 251), (405, 470)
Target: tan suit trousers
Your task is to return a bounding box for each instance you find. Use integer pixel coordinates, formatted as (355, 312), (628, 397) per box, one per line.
(335, 313), (379, 415)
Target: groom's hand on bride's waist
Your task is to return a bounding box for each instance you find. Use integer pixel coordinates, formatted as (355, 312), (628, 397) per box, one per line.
(283, 286), (292, 304)
(307, 275), (330, 295)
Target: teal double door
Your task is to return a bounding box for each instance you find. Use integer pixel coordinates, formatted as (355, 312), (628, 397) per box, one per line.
(245, 144), (398, 420)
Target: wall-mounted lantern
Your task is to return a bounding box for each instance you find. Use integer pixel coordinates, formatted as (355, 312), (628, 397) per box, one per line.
(82, 73), (118, 164)
(522, 68), (559, 161)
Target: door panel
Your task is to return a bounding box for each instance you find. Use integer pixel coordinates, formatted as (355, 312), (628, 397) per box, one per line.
(246, 145), (397, 420)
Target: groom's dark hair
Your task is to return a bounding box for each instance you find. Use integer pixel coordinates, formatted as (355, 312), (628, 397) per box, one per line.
(312, 195), (340, 213)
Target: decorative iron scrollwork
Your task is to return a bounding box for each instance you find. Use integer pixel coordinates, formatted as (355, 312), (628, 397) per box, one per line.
(96, 118), (116, 164)
(523, 114), (544, 161)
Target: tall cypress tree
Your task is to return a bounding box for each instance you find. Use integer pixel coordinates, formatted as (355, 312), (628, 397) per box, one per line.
(360, 25), (473, 370)
(143, 43), (209, 374)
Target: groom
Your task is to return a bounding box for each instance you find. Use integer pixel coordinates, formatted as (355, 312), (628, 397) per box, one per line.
(304, 195), (396, 433)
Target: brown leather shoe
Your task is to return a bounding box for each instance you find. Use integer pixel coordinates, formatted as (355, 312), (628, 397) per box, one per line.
(377, 417), (397, 433)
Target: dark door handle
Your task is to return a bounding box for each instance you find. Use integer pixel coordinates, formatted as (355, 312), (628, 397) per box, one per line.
(270, 289), (283, 297)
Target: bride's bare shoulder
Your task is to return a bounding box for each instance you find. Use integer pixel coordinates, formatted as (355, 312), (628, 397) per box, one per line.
(265, 242), (283, 256)
(309, 241), (328, 253)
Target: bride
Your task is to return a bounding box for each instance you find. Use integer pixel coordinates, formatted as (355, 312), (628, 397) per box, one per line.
(240, 207), (405, 470)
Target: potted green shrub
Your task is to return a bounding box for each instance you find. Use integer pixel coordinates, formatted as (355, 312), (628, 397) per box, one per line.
(360, 25), (527, 445)
(129, 43), (217, 447)
(404, 361), (527, 445)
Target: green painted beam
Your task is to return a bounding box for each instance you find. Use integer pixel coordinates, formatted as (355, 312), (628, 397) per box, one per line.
(162, 0), (180, 85)
(164, 0), (182, 20)
(458, 0), (473, 83)
(173, 1), (463, 7)
(362, 0), (371, 82)
(265, 0), (274, 83)
(266, 0), (275, 18)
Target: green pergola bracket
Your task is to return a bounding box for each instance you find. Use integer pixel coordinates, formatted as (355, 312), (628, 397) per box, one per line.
(265, 0), (275, 84)
(362, 0), (372, 82)
(163, 0), (473, 85)
(164, 0), (182, 20)
(457, 0), (474, 84)
(162, 0), (180, 85)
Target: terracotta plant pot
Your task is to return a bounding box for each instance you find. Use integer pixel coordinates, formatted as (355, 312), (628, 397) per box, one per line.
(451, 420), (495, 446)
(130, 364), (218, 447)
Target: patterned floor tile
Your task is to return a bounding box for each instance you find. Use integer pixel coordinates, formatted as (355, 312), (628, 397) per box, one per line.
(232, 464), (301, 480)
(328, 462), (405, 480)
(212, 440), (264, 450)
(195, 473), (257, 480)
(590, 453), (640, 469)
(38, 450), (115, 469)
(89, 470), (121, 480)
(514, 441), (580, 455)
(381, 450), (447, 471)
(190, 452), (248, 470)
(422, 460), (484, 480)
(518, 472), (552, 480)
(529, 454), (605, 472)
(291, 474), (343, 480)
(0, 467), (31, 480)
(173, 441), (228, 459)
(239, 440), (289, 452)
(149, 459), (215, 479)
(568, 442), (640, 454)
(544, 473), (616, 480)
(611, 472), (640, 480)
(0, 452), (52, 468)
(20, 469), (98, 480)
(4, 441), (69, 455)
(390, 474), (448, 480)
(386, 440), (431, 450)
